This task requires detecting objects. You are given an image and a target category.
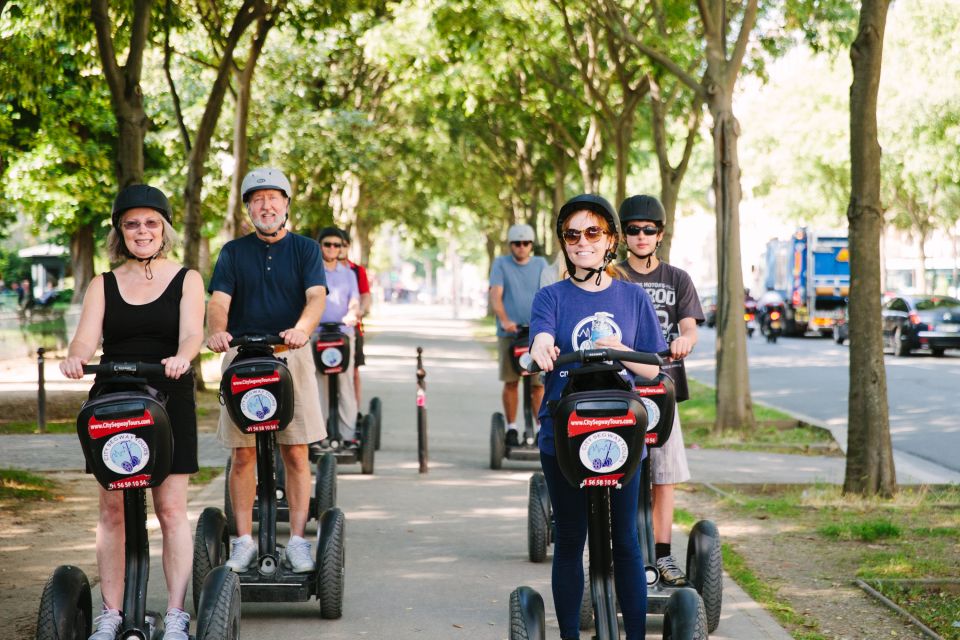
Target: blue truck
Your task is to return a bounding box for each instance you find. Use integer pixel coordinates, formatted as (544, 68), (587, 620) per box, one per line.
(763, 228), (850, 336)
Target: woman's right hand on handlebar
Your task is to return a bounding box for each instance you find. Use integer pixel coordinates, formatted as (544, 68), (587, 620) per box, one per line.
(60, 356), (87, 379)
(530, 333), (560, 372)
(207, 331), (233, 353)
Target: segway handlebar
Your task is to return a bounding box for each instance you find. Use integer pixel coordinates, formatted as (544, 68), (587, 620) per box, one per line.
(228, 334), (285, 348)
(522, 348), (665, 374)
(81, 362), (168, 377)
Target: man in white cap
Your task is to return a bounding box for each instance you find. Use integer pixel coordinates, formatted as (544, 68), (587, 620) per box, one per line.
(489, 223), (548, 445)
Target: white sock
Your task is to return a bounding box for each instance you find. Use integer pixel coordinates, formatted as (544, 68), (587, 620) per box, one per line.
(507, 423), (518, 431)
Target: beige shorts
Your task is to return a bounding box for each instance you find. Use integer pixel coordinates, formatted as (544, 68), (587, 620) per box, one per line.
(649, 410), (691, 485)
(498, 336), (544, 385)
(217, 345), (326, 448)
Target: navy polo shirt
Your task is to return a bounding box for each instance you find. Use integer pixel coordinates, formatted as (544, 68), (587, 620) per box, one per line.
(209, 232), (327, 336)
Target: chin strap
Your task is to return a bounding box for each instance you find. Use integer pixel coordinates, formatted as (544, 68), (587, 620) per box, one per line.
(123, 242), (165, 280)
(569, 250), (617, 286)
(259, 214), (288, 237)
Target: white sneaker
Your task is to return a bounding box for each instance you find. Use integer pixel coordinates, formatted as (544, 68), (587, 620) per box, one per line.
(285, 535), (315, 573)
(163, 608), (190, 640)
(225, 534), (257, 572)
(89, 607), (122, 640)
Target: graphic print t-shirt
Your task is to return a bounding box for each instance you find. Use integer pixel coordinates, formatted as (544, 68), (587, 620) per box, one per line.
(618, 261), (704, 402)
(530, 279), (666, 455)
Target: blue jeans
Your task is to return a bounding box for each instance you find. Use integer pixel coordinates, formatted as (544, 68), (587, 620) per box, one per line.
(540, 452), (647, 640)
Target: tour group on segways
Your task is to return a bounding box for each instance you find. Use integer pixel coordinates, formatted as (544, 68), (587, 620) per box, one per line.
(193, 335), (346, 618)
(37, 362), (241, 640)
(513, 348), (722, 640)
(490, 324), (540, 468)
(309, 322), (381, 473)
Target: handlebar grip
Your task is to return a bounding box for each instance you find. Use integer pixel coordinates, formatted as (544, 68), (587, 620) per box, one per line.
(522, 348), (663, 373)
(81, 362), (167, 377)
(228, 334), (285, 348)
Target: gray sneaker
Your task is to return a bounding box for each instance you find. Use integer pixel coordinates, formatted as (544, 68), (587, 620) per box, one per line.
(285, 535), (315, 573)
(162, 608), (190, 640)
(656, 555), (688, 587)
(225, 534), (257, 572)
(89, 607), (122, 640)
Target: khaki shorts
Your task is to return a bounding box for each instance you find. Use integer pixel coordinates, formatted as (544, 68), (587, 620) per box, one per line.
(217, 345), (326, 448)
(498, 336), (544, 385)
(649, 410), (691, 485)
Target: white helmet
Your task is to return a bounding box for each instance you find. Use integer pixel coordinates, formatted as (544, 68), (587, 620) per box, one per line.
(241, 167), (292, 203)
(507, 224), (535, 243)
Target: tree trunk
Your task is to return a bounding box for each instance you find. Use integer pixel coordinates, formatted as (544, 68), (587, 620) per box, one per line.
(91, 0), (152, 187)
(710, 100), (755, 432)
(70, 222), (96, 303)
(844, 0), (895, 497)
(182, 0), (264, 271)
(226, 14), (274, 240)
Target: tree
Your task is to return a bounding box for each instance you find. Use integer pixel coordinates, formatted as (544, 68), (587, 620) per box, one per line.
(844, 0), (895, 497)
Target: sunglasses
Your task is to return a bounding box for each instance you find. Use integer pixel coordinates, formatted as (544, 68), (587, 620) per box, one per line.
(510, 240), (533, 247)
(121, 219), (163, 231)
(322, 242), (343, 249)
(562, 226), (607, 245)
(625, 225), (660, 237)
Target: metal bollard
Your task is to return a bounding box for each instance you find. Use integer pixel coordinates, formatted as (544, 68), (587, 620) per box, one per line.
(416, 347), (428, 474)
(37, 347), (47, 434)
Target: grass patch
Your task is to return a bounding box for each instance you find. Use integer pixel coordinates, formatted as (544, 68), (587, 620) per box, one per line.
(680, 379), (838, 455)
(714, 483), (960, 638)
(721, 543), (827, 639)
(190, 466), (222, 486)
(0, 420), (74, 434)
(0, 468), (59, 501)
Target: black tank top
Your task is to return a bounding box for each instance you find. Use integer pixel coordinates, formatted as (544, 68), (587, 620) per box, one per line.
(101, 268), (188, 364)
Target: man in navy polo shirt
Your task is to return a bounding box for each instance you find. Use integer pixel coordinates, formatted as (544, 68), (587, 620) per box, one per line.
(207, 167), (327, 574)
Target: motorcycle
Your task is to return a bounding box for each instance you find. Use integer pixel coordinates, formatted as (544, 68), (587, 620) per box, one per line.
(760, 304), (785, 343)
(744, 299), (758, 338)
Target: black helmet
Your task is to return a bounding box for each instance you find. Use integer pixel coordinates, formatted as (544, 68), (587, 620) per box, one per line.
(618, 194), (665, 226)
(111, 184), (172, 231)
(317, 226), (346, 243)
(556, 194), (619, 284)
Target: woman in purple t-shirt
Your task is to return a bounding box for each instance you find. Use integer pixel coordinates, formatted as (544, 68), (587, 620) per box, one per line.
(528, 194), (665, 640)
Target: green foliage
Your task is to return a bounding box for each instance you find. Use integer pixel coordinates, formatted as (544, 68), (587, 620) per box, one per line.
(818, 519), (902, 542)
(0, 467), (58, 502)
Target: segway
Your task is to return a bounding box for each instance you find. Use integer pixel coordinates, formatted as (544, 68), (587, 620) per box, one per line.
(310, 323), (378, 474)
(510, 348), (707, 640)
(222, 443), (337, 537)
(193, 335), (345, 618)
(37, 361), (241, 640)
(490, 325), (539, 469)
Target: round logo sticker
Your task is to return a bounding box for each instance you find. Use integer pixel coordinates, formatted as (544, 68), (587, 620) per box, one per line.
(320, 347), (343, 368)
(579, 431), (629, 473)
(640, 397), (660, 431)
(102, 433), (150, 475)
(240, 388), (277, 421)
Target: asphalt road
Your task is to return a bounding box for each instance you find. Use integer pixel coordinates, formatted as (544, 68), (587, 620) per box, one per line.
(687, 327), (960, 480)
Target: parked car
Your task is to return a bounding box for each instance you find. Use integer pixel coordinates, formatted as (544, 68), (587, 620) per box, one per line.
(882, 294), (960, 357)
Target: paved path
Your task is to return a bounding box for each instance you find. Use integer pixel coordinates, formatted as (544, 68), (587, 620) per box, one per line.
(6, 304), (803, 638)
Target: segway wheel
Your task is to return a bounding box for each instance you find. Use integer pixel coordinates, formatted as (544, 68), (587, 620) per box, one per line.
(490, 412), (506, 470)
(509, 586), (545, 640)
(192, 507), (229, 613)
(317, 507), (346, 619)
(223, 456), (236, 536)
(35, 565), (92, 640)
(686, 520), (723, 632)
(195, 566), (241, 640)
(315, 452), (337, 515)
(662, 587), (707, 640)
(527, 473), (550, 563)
(369, 397), (382, 450)
(360, 414), (375, 475)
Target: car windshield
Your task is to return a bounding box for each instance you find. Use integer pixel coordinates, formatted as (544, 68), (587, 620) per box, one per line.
(915, 296), (960, 311)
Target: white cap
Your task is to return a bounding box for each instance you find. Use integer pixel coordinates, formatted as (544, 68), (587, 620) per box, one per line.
(507, 224), (535, 243)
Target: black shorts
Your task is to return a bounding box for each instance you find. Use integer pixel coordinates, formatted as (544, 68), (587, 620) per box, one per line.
(354, 332), (365, 367)
(87, 374), (199, 475)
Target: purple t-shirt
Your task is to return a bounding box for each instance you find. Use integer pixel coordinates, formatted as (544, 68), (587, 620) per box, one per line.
(530, 278), (667, 455)
(319, 262), (359, 335)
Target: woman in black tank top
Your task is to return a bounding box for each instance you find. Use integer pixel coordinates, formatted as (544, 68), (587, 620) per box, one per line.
(59, 185), (205, 639)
